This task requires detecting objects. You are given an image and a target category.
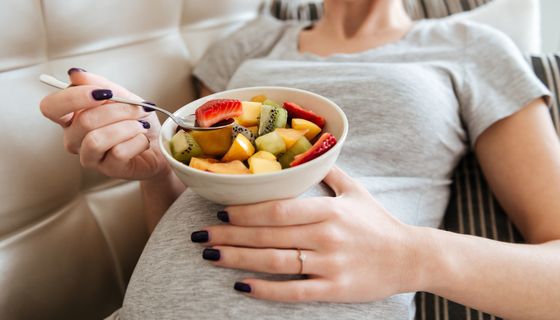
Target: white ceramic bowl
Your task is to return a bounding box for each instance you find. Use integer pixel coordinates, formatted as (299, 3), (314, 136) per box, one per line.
(159, 86), (348, 205)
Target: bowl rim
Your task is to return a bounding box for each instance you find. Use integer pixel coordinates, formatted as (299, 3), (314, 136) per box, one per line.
(158, 86), (348, 181)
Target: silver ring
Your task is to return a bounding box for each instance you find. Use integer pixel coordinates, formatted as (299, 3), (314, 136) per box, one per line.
(297, 248), (307, 275)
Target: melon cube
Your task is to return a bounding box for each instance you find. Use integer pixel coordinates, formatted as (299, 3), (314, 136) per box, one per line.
(275, 128), (309, 149)
(207, 160), (250, 174)
(190, 127), (232, 156)
(189, 157), (219, 171)
(255, 131), (286, 155)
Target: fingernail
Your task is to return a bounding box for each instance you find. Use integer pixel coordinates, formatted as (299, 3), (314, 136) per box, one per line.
(191, 230), (209, 243)
(142, 101), (156, 112)
(138, 120), (151, 129)
(67, 67), (87, 75)
(234, 282), (251, 293)
(217, 211), (229, 223)
(92, 89), (112, 101)
(202, 248), (220, 261)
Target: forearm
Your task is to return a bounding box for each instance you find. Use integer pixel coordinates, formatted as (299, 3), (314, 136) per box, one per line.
(412, 226), (560, 320)
(140, 168), (186, 233)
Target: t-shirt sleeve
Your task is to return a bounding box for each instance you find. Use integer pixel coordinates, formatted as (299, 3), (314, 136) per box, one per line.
(458, 22), (551, 148)
(192, 15), (287, 93)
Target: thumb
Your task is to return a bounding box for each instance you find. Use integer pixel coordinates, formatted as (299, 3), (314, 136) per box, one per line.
(68, 68), (139, 99)
(322, 166), (357, 196)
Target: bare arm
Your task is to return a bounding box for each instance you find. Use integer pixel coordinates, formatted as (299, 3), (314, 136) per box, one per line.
(414, 98), (560, 319)
(141, 82), (214, 233)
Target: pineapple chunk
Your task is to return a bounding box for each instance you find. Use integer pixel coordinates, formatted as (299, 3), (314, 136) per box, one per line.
(292, 118), (322, 141)
(248, 157), (282, 174)
(275, 128), (309, 149)
(222, 134), (255, 162)
(251, 151), (276, 161)
(207, 160), (250, 174)
(236, 101), (262, 127)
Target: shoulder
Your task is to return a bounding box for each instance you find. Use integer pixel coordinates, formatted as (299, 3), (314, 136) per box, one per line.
(224, 15), (298, 55)
(413, 18), (515, 51)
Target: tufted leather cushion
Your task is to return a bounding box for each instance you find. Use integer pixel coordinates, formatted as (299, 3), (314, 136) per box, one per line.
(0, 1), (262, 319)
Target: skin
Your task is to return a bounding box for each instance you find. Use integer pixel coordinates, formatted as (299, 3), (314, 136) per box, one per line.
(39, 0), (560, 319)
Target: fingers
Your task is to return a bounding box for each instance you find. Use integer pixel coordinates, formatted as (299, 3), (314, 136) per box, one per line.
(104, 133), (150, 164)
(63, 103), (150, 153)
(200, 225), (313, 249)
(207, 247), (320, 275)
(225, 197), (334, 227)
(236, 278), (332, 303)
(40, 85), (111, 126)
(322, 166), (360, 196)
(79, 120), (148, 168)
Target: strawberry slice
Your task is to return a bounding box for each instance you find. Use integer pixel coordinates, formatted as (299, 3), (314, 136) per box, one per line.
(283, 102), (326, 129)
(195, 99), (242, 128)
(290, 133), (337, 167)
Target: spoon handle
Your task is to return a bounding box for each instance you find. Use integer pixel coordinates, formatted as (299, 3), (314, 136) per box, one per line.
(39, 74), (71, 90)
(39, 73), (179, 122)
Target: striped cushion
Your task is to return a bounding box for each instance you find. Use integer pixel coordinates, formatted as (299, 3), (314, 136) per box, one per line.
(268, 0), (493, 21)
(269, 1), (559, 319)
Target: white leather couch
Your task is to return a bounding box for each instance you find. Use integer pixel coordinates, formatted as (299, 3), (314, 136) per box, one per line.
(0, 1), (261, 319)
(0, 0), (541, 319)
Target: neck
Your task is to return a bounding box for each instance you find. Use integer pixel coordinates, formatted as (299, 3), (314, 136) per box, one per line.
(317, 0), (412, 39)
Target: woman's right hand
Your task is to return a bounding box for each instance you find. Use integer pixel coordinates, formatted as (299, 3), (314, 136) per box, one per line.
(39, 69), (170, 180)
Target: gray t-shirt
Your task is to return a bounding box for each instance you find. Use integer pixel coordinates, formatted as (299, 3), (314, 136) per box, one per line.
(119, 16), (550, 320)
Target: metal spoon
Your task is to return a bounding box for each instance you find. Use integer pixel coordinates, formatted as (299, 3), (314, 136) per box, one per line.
(39, 74), (234, 131)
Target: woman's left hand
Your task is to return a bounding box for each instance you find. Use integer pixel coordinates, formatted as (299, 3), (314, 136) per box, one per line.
(191, 166), (422, 303)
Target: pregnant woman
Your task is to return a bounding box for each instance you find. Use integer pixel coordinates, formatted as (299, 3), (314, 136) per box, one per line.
(39, 0), (560, 319)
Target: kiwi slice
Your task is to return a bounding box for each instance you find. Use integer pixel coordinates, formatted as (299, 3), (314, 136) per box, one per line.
(278, 136), (312, 168)
(231, 123), (256, 144)
(170, 130), (203, 164)
(258, 105), (288, 136)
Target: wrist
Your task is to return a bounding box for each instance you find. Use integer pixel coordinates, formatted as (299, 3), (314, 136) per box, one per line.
(399, 225), (447, 294)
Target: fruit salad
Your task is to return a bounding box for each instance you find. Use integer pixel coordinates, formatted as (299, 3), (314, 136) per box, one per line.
(169, 96), (337, 174)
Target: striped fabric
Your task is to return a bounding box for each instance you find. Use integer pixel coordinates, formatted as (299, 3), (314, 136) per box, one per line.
(416, 53), (560, 320)
(267, 0), (493, 21)
(269, 1), (560, 319)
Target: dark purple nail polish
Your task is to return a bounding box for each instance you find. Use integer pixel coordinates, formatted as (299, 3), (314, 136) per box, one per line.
(202, 248), (220, 261)
(191, 230), (209, 243)
(234, 282), (251, 293)
(67, 67), (87, 75)
(138, 120), (151, 129)
(217, 211), (229, 223)
(92, 89), (112, 101)
(142, 101), (156, 112)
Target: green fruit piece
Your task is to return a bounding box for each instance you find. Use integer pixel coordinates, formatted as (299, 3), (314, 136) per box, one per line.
(263, 99), (281, 108)
(170, 130), (203, 164)
(258, 104), (288, 136)
(255, 131), (286, 156)
(278, 136), (312, 169)
(231, 123), (256, 144)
